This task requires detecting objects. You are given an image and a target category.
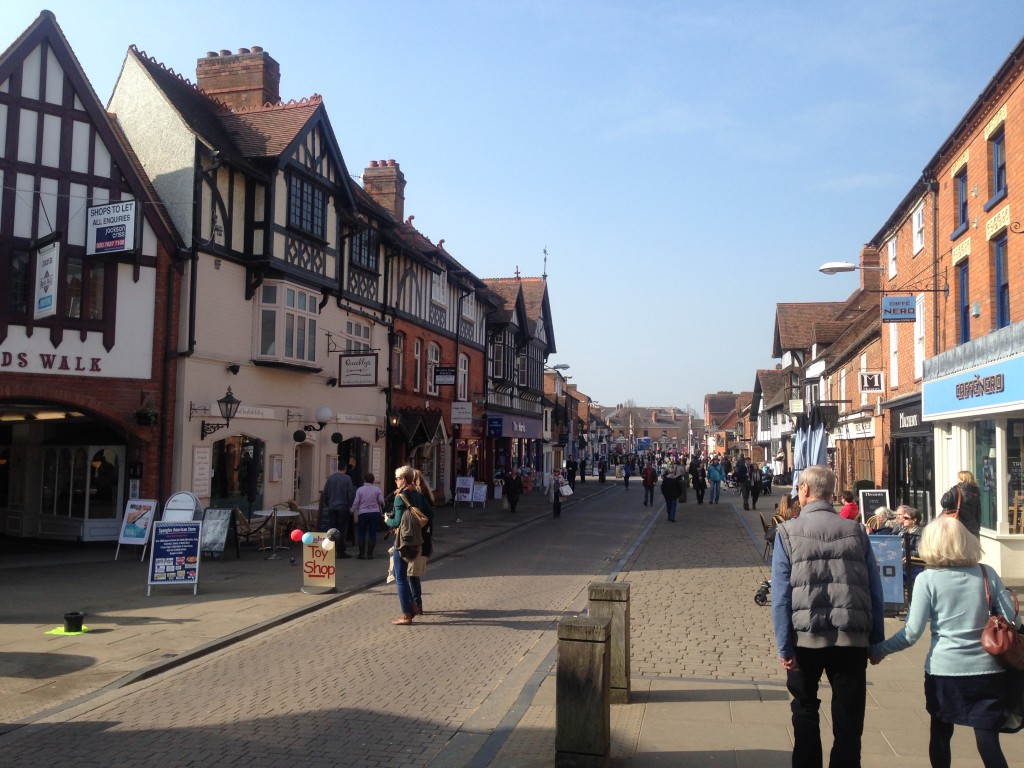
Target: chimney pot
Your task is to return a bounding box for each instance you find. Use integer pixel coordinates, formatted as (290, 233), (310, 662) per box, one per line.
(370, 160), (378, 167)
(198, 47), (281, 110)
(251, 45), (263, 52)
(388, 159), (396, 167)
(219, 49), (232, 56)
(206, 51), (219, 58)
(237, 47), (251, 55)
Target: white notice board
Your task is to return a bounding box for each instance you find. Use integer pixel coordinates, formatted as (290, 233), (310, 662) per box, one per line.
(471, 482), (488, 507)
(455, 476), (473, 504)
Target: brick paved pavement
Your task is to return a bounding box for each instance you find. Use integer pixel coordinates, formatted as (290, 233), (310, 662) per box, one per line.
(3, 480), (1024, 767)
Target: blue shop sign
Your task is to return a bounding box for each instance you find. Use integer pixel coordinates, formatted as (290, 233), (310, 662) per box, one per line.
(487, 417), (503, 438)
(881, 295), (916, 323)
(923, 354), (1024, 419)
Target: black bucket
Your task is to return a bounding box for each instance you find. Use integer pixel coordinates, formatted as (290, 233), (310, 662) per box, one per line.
(63, 612), (84, 633)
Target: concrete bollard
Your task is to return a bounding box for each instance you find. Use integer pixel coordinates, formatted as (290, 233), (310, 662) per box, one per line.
(556, 616), (611, 768)
(588, 581), (630, 703)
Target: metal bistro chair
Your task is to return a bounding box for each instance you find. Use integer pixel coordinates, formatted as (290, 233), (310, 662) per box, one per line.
(233, 507), (272, 549)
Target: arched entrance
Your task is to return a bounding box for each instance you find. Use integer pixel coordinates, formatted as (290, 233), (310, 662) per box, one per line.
(210, 435), (265, 515)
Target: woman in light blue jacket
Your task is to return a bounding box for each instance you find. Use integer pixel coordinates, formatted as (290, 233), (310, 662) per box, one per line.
(870, 515), (1020, 768)
(706, 456), (725, 504)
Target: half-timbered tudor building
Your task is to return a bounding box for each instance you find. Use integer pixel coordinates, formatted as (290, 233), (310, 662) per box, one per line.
(109, 45), (391, 513)
(0, 12), (184, 541)
(361, 160), (493, 502)
(482, 277), (555, 489)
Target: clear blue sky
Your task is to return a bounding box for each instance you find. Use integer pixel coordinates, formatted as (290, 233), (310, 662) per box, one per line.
(6, 2), (1022, 412)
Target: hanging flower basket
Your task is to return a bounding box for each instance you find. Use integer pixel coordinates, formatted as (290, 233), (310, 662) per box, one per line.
(134, 408), (159, 426)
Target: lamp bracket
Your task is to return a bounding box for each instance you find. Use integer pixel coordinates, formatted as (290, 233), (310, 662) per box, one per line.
(375, 427), (388, 441)
(201, 420), (227, 440)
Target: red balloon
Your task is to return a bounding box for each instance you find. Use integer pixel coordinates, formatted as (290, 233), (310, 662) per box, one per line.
(289, 528), (304, 542)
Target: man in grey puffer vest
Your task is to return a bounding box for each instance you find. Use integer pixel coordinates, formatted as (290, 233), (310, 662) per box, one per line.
(771, 466), (884, 768)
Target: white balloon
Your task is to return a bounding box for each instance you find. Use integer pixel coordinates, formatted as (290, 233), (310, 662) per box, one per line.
(321, 538), (335, 551)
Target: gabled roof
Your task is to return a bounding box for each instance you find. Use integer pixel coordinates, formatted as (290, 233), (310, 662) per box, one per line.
(705, 392), (738, 416)
(0, 12), (182, 249)
(773, 302), (844, 356)
(482, 278), (528, 329)
(219, 97), (323, 158)
(754, 368), (788, 410)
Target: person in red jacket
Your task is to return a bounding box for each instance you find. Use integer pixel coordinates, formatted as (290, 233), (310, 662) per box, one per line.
(839, 490), (860, 521)
(641, 462), (657, 506)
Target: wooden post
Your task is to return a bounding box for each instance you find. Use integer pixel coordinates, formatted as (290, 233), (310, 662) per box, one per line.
(556, 616), (610, 767)
(588, 581), (630, 703)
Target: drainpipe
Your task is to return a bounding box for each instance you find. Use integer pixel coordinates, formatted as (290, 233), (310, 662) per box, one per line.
(927, 176), (940, 355)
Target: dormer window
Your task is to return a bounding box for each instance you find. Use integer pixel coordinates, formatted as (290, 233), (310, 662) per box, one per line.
(350, 226), (379, 271)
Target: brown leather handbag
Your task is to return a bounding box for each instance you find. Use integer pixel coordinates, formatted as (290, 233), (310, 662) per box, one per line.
(980, 565), (1024, 671)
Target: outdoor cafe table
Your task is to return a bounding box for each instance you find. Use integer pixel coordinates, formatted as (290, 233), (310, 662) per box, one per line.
(252, 509), (299, 560)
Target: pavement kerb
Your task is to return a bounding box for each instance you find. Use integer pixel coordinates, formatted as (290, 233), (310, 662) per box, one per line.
(3, 479), (618, 732)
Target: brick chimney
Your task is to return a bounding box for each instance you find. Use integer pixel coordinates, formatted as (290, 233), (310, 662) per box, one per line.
(859, 244), (881, 292)
(196, 47), (280, 111)
(363, 160), (406, 223)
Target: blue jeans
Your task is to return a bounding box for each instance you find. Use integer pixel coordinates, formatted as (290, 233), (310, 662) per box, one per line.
(392, 548), (413, 615)
(709, 480), (721, 503)
(664, 498), (677, 521)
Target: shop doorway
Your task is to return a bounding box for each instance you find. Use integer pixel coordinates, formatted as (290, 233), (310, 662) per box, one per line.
(210, 435), (265, 515)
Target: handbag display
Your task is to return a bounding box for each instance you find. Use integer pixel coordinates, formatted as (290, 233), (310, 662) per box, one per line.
(980, 565), (1024, 671)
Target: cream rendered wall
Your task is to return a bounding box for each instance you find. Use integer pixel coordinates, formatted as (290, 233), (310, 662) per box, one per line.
(108, 56), (195, 241)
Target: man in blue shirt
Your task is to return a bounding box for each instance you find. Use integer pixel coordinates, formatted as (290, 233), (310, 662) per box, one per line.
(771, 466), (884, 768)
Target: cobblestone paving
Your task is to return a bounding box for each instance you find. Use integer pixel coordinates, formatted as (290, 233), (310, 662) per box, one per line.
(0, 493), (645, 767)
(626, 499), (782, 683)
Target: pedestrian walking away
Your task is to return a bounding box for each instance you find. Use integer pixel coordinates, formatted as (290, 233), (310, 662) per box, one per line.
(734, 455), (751, 510)
(707, 456), (725, 504)
(771, 465), (885, 768)
(642, 461), (657, 506)
(566, 457), (578, 490)
(660, 469), (682, 522)
(351, 472), (384, 559)
(622, 460), (632, 489)
(940, 469), (983, 538)
(320, 463), (355, 558)
(871, 515), (1020, 768)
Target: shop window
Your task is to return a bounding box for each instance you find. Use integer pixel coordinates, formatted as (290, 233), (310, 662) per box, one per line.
(975, 419), (997, 531)
(1008, 419), (1024, 534)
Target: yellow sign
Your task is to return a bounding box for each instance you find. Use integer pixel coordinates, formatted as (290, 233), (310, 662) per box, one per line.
(301, 531), (337, 594)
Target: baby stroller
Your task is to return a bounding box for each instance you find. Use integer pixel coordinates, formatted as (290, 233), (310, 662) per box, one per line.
(753, 579), (771, 606)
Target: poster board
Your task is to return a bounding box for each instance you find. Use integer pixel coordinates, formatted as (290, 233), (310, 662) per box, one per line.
(472, 482), (488, 507)
(201, 508), (234, 558)
(301, 532), (337, 594)
(859, 489), (890, 523)
(869, 535), (905, 612)
(147, 521), (202, 596)
(455, 476), (473, 504)
(116, 499), (158, 561)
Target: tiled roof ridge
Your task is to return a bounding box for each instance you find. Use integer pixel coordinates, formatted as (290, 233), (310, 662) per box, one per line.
(229, 94), (323, 114)
(129, 44), (232, 112)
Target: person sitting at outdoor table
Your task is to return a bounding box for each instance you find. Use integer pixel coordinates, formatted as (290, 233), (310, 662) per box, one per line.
(866, 507), (899, 534)
(895, 504), (925, 593)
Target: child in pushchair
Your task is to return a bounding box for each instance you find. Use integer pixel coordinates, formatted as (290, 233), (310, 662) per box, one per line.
(753, 579), (771, 606)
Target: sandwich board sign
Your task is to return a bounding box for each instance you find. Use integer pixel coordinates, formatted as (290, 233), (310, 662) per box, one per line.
(147, 520), (202, 596)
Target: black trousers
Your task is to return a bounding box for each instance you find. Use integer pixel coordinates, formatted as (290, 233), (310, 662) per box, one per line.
(787, 646), (868, 768)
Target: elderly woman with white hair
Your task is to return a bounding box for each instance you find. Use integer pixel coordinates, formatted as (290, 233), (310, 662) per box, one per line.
(870, 515), (1021, 768)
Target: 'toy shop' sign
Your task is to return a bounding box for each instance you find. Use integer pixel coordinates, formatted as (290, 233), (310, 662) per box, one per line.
(301, 531), (337, 594)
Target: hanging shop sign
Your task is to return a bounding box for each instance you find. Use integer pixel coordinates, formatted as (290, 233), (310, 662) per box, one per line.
(339, 353), (378, 386)
(33, 241), (59, 320)
(881, 296), (916, 323)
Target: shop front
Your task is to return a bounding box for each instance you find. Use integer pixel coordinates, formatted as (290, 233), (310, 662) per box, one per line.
(923, 335), (1024, 579)
(831, 412), (875, 498)
(885, 395), (935, 520)
(486, 412), (544, 494)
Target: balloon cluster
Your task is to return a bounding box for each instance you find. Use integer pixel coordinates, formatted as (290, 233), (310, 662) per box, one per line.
(287, 527), (338, 551)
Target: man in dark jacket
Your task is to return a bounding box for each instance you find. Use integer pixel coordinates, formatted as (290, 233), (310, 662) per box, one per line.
(771, 466), (884, 768)
(733, 456), (751, 510)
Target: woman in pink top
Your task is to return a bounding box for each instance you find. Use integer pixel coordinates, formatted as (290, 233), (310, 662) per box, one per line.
(839, 490), (860, 521)
(351, 473), (385, 559)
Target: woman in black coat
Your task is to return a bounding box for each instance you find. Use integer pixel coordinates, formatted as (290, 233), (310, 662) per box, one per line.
(940, 470), (982, 537)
